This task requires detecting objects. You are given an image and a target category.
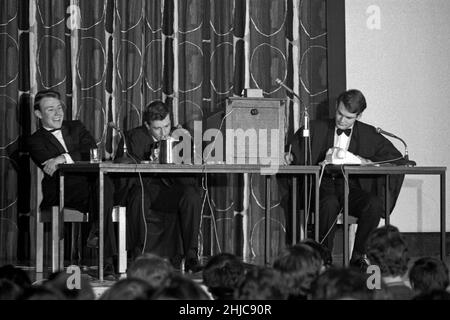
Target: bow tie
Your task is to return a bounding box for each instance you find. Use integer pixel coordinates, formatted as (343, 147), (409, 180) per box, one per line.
(47, 128), (61, 133)
(336, 128), (351, 136)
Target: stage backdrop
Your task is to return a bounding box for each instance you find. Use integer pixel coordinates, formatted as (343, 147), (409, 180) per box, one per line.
(0, 0), (328, 264)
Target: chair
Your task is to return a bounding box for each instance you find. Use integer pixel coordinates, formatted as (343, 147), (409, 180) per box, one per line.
(337, 212), (358, 258)
(35, 167), (127, 275)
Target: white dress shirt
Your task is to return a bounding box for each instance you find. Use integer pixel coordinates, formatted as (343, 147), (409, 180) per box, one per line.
(45, 128), (74, 164)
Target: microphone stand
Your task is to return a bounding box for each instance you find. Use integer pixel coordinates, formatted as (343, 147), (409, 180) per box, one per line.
(377, 128), (416, 167)
(278, 80), (311, 240)
(112, 125), (135, 164)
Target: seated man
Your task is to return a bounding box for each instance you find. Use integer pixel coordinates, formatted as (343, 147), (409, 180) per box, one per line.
(116, 100), (202, 273)
(286, 89), (404, 269)
(27, 89), (117, 275)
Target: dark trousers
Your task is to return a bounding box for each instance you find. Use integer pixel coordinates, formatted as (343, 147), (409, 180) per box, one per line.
(125, 176), (201, 261)
(41, 174), (117, 258)
(319, 176), (382, 258)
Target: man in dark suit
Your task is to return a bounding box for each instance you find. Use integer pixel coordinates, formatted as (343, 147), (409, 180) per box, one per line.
(286, 89), (404, 269)
(28, 90), (117, 274)
(116, 100), (202, 273)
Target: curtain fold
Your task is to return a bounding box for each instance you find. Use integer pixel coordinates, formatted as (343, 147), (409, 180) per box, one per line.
(0, 0), (328, 264)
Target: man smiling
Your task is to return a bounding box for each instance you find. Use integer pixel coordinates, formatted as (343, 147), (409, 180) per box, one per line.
(28, 90), (117, 276)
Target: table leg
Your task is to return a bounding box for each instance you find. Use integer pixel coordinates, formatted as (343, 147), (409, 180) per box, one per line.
(441, 172), (446, 261)
(292, 176), (297, 245)
(56, 173), (64, 272)
(385, 175), (390, 225)
(265, 175), (271, 265)
(315, 172), (320, 242)
(344, 172), (349, 267)
(99, 171), (104, 281)
(301, 175), (308, 240)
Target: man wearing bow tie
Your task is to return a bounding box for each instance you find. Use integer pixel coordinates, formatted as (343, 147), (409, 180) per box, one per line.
(286, 89), (404, 270)
(28, 90), (117, 275)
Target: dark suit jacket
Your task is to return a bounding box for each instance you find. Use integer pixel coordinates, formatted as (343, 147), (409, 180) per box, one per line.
(114, 125), (198, 204)
(290, 119), (405, 214)
(27, 120), (96, 210)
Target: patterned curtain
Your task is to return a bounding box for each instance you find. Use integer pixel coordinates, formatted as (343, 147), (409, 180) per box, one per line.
(0, 0), (328, 264)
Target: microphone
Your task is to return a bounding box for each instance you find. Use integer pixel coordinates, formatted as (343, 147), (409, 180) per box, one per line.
(108, 122), (135, 163)
(276, 78), (302, 103)
(376, 127), (416, 166)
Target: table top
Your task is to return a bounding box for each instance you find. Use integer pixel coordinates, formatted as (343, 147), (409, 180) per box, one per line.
(58, 161), (322, 175)
(342, 165), (446, 175)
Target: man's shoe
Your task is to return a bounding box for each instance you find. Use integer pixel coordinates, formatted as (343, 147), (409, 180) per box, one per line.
(86, 234), (99, 248)
(86, 227), (99, 249)
(185, 257), (202, 274)
(87, 263), (116, 280)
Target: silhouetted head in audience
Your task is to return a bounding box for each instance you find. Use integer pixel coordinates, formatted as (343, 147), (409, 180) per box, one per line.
(235, 266), (289, 300)
(202, 252), (246, 300)
(311, 267), (374, 300)
(0, 279), (23, 300)
(300, 239), (333, 270)
(151, 274), (210, 300)
(409, 256), (449, 295)
(126, 253), (174, 294)
(366, 225), (409, 278)
(22, 286), (66, 300)
(44, 270), (95, 300)
(413, 289), (450, 300)
(0, 265), (31, 291)
(100, 278), (152, 300)
(273, 244), (323, 299)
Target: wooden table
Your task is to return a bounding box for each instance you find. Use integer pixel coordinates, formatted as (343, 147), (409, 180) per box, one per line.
(59, 162), (321, 281)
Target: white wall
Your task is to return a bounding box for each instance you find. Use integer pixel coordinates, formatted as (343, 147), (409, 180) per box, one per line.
(345, 0), (450, 232)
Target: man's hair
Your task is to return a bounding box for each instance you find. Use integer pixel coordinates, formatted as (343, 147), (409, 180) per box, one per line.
(366, 225), (409, 277)
(273, 244), (323, 299)
(126, 253), (173, 292)
(311, 267), (374, 300)
(300, 239), (333, 268)
(202, 253), (246, 300)
(33, 90), (61, 111)
(409, 257), (450, 295)
(100, 278), (152, 300)
(235, 266), (289, 300)
(336, 89), (367, 114)
(143, 100), (170, 124)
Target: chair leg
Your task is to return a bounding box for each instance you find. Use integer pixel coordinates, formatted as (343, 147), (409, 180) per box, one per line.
(51, 206), (60, 273)
(117, 206), (127, 274)
(36, 211), (44, 273)
(71, 223), (77, 265)
(348, 224), (357, 258)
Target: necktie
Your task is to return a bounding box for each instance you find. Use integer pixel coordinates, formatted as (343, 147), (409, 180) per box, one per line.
(337, 128), (351, 136)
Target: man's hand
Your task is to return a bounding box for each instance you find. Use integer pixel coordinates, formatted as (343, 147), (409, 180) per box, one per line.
(357, 156), (373, 165)
(42, 155), (66, 176)
(284, 152), (293, 165)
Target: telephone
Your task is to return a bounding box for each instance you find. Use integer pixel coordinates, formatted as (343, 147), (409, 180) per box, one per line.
(324, 147), (362, 165)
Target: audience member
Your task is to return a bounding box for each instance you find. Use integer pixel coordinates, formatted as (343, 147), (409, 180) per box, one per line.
(311, 267), (374, 300)
(202, 253), (246, 300)
(235, 266), (289, 300)
(273, 244), (322, 299)
(100, 278), (152, 300)
(151, 274), (210, 300)
(409, 256), (449, 296)
(126, 253), (174, 294)
(366, 225), (414, 299)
